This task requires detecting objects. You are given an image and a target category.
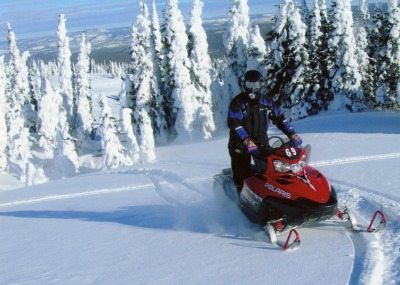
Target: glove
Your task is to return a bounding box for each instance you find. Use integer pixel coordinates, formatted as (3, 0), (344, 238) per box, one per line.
(290, 134), (303, 147)
(243, 138), (258, 154)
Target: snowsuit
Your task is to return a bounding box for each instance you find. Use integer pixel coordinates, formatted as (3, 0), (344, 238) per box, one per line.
(227, 92), (296, 190)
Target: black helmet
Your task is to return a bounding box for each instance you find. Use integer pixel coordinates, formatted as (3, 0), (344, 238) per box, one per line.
(243, 70), (262, 98)
(244, 70), (262, 82)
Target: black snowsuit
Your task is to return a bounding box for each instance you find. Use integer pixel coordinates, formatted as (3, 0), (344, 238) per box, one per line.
(227, 92), (296, 190)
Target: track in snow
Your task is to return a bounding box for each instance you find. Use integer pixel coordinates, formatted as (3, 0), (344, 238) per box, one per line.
(311, 152), (400, 167)
(331, 180), (400, 285)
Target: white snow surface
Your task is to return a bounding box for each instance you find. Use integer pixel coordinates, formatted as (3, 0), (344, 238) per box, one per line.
(0, 111), (399, 285)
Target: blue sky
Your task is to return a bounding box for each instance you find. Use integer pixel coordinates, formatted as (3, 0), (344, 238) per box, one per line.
(0, 0), (281, 39)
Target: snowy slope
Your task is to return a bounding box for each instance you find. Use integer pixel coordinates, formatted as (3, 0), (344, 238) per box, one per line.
(0, 112), (399, 285)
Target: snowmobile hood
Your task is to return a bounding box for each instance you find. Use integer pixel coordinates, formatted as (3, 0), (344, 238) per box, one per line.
(245, 165), (331, 204)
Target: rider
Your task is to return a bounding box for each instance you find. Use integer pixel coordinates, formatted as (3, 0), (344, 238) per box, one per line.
(227, 70), (302, 192)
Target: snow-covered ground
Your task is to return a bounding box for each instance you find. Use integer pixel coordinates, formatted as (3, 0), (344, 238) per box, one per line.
(0, 110), (399, 285)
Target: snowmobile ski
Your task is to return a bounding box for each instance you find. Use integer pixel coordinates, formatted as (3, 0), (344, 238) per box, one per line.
(335, 208), (386, 233)
(264, 223), (301, 250)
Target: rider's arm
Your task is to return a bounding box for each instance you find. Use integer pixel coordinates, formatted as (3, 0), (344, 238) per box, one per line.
(227, 98), (249, 141)
(270, 105), (296, 138)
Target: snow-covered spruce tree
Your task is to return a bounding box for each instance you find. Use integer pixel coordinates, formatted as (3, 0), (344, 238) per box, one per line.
(126, 2), (157, 161)
(317, 0), (335, 110)
(99, 96), (132, 169)
(188, 0), (215, 139)
(7, 23), (36, 132)
(37, 64), (78, 178)
(6, 23), (33, 181)
(57, 14), (74, 125)
(265, 0), (310, 119)
(148, 1), (169, 144)
(247, 25), (268, 74)
(306, 0), (335, 113)
(369, 5), (391, 108)
(37, 66), (61, 156)
(0, 56), (8, 171)
(74, 33), (94, 154)
(297, 0), (311, 22)
(386, 0), (400, 108)
(118, 107), (140, 164)
(297, 0), (311, 42)
(209, 58), (227, 130)
(140, 2), (167, 145)
(355, 0), (376, 108)
(161, 0), (199, 140)
(53, 108), (79, 178)
(222, 0), (251, 103)
(329, 0), (364, 111)
(307, 0), (324, 113)
(28, 60), (42, 117)
(151, 0), (166, 95)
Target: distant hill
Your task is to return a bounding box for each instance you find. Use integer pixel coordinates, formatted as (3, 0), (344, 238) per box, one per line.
(0, 14), (274, 63)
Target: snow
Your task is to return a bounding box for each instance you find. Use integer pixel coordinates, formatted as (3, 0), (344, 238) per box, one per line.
(0, 102), (399, 284)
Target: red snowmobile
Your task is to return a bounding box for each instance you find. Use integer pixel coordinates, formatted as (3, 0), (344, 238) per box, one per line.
(214, 136), (386, 250)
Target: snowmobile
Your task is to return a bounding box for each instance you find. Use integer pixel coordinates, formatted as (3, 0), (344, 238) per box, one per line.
(213, 136), (386, 250)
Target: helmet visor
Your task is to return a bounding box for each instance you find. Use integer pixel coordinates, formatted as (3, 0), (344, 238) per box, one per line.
(245, 81), (262, 90)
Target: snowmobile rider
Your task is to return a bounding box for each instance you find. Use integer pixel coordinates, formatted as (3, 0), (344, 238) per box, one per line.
(227, 70), (302, 192)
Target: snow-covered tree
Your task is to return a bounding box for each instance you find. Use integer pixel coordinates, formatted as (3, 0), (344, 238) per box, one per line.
(74, 33), (94, 153)
(118, 107), (140, 164)
(132, 96), (156, 163)
(6, 23), (33, 181)
(265, 0), (310, 119)
(188, 0), (215, 139)
(126, 2), (158, 160)
(222, 0), (251, 102)
(150, 0), (169, 141)
(386, 0), (400, 107)
(57, 14), (74, 124)
(247, 25), (268, 74)
(306, 0), (335, 113)
(356, 0), (376, 108)
(369, 5), (390, 107)
(37, 68), (61, 156)
(7, 23), (36, 131)
(53, 111), (79, 177)
(297, 0), (311, 24)
(0, 56), (8, 171)
(99, 96), (131, 169)
(329, 0), (364, 111)
(28, 60), (42, 118)
(134, 2), (167, 145)
(162, 0), (199, 140)
(36, 64), (78, 178)
(307, 0), (324, 112)
(151, 0), (165, 91)
(209, 59), (227, 129)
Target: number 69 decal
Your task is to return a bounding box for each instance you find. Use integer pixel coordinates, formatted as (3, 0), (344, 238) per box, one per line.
(285, 147), (297, 157)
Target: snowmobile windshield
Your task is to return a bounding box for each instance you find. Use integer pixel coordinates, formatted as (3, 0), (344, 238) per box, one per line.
(270, 137), (290, 149)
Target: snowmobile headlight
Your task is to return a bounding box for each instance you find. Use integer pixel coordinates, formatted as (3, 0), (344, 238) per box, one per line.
(273, 160), (291, 173)
(290, 163), (304, 174)
(274, 159), (306, 174)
